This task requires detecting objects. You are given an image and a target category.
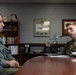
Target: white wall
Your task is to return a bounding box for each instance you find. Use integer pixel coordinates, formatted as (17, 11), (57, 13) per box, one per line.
(0, 3), (75, 43)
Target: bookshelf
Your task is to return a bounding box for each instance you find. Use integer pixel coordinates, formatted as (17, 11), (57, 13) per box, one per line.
(0, 21), (19, 60)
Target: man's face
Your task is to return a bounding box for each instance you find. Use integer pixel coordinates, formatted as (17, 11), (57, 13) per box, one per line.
(66, 25), (76, 39)
(0, 15), (4, 32)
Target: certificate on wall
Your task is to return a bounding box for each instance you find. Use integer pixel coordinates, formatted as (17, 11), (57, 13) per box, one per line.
(33, 19), (50, 37)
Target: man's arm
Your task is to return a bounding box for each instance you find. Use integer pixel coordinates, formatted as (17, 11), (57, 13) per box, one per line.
(0, 52), (20, 68)
(0, 46), (20, 67)
(5, 60), (20, 68)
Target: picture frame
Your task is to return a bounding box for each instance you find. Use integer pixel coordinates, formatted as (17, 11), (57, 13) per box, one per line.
(62, 19), (76, 36)
(33, 19), (50, 37)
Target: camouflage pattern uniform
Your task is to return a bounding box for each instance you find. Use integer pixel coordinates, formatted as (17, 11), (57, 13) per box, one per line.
(0, 38), (18, 75)
(62, 39), (76, 56)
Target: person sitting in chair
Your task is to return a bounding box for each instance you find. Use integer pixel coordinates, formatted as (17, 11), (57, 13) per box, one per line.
(0, 15), (20, 75)
(62, 22), (76, 56)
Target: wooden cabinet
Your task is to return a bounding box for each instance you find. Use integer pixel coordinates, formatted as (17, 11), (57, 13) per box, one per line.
(19, 43), (65, 65)
(0, 21), (19, 60)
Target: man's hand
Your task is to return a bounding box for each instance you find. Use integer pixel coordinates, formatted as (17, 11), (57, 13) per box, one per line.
(5, 60), (20, 68)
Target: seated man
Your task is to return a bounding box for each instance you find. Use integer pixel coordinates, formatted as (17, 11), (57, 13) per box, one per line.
(62, 22), (76, 56)
(0, 15), (20, 75)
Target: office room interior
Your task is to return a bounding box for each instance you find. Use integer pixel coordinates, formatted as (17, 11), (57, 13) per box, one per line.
(0, 0), (76, 65)
(1, 1), (76, 75)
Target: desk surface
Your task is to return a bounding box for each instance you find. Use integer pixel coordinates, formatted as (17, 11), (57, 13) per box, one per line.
(16, 56), (76, 75)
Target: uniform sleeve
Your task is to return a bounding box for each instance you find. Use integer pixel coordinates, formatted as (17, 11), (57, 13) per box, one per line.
(0, 38), (15, 66)
(62, 41), (72, 55)
(0, 46), (15, 66)
(62, 44), (68, 55)
(4, 46), (15, 60)
(0, 39), (7, 66)
(0, 52), (6, 66)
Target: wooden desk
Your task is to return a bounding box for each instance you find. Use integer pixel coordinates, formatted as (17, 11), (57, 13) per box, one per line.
(16, 56), (76, 75)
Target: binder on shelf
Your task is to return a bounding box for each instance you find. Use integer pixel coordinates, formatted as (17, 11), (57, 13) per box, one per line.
(6, 37), (18, 44)
(8, 46), (18, 55)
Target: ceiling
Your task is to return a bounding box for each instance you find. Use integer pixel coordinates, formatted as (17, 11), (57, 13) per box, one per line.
(0, 0), (76, 3)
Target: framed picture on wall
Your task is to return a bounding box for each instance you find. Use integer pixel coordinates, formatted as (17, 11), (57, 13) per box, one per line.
(33, 19), (50, 37)
(62, 19), (76, 36)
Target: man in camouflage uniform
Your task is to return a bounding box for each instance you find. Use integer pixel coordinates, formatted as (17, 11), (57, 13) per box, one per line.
(0, 15), (20, 75)
(62, 22), (76, 56)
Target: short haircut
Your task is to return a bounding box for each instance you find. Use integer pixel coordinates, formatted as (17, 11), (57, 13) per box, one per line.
(66, 22), (76, 27)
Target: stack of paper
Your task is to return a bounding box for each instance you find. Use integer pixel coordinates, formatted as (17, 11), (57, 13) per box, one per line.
(48, 55), (69, 58)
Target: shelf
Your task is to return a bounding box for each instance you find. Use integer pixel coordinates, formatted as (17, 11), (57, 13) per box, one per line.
(2, 30), (18, 32)
(3, 21), (18, 23)
(1, 21), (20, 62)
(6, 43), (18, 45)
